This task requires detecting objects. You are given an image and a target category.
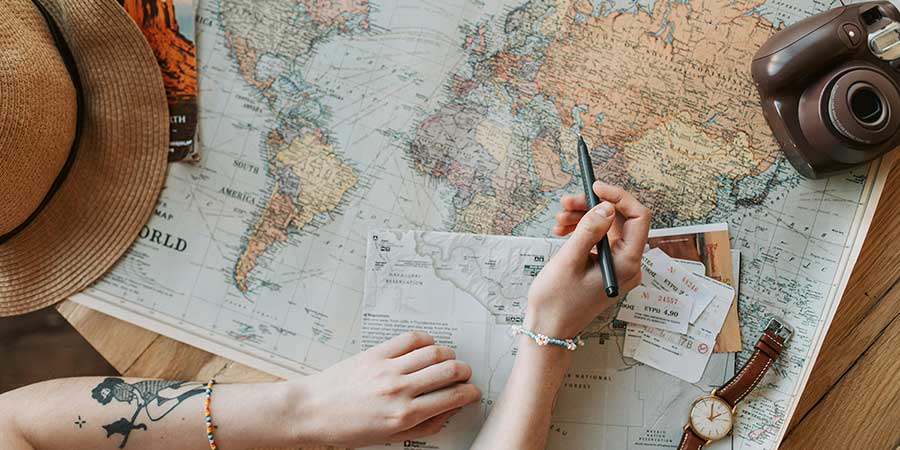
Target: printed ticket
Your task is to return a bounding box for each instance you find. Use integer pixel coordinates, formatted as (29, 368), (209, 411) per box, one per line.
(632, 274), (735, 383)
(622, 258), (705, 358)
(672, 258), (706, 275)
(622, 324), (643, 358)
(617, 286), (692, 334)
(641, 248), (715, 324)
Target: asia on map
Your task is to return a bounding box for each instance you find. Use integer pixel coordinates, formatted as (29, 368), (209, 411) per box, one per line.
(73, 0), (892, 449)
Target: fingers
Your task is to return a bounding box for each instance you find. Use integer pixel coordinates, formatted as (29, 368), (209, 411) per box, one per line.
(555, 210), (586, 227)
(591, 182), (650, 219)
(552, 223), (576, 237)
(387, 408), (460, 441)
(411, 383), (481, 419)
(589, 182), (651, 262)
(369, 331), (434, 359)
(557, 201), (616, 263)
(393, 345), (456, 374)
(552, 210), (586, 236)
(405, 360), (472, 395)
(560, 193), (588, 212)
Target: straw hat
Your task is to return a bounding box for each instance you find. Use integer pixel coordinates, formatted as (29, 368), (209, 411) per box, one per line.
(0, 0), (168, 316)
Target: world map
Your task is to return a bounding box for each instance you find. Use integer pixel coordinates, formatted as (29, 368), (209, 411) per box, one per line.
(74, 0), (889, 449)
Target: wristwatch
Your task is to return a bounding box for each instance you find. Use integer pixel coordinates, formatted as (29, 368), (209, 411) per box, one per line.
(677, 318), (793, 450)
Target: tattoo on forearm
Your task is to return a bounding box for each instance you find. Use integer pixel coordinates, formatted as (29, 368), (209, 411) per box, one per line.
(90, 378), (205, 448)
(74, 415), (86, 429)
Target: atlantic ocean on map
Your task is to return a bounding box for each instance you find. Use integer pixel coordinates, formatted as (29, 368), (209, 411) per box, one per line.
(77, 1), (884, 449)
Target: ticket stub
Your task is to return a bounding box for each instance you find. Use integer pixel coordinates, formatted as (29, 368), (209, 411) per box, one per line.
(641, 248), (715, 324)
(681, 274), (735, 343)
(622, 258), (704, 358)
(632, 274), (736, 383)
(633, 326), (704, 382)
(617, 286), (692, 334)
(672, 258), (706, 275)
(622, 324), (643, 358)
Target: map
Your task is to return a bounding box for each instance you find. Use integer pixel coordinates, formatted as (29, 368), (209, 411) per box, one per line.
(70, 0), (893, 448)
(360, 229), (737, 450)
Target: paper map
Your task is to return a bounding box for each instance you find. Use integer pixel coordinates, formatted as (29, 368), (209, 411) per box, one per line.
(72, 0), (894, 448)
(361, 229), (736, 450)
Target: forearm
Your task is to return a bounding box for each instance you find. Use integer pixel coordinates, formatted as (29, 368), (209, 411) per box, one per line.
(0, 377), (301, 450)
(471, 336), (571, 450)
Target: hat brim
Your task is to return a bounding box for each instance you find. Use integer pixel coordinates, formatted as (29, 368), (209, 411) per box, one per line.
(0, 0), (168, 316)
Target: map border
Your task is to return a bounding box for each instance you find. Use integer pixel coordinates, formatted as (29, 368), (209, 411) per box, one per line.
(71, 290), (310, 378)
(773, 150), (898, 443)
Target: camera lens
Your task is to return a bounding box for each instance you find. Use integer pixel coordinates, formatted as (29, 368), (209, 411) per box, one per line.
(849, 86), (884, 125)
(825, 71), (898, 146)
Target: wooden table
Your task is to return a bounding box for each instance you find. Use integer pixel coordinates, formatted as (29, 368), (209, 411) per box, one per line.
(58, 158), (900, 450)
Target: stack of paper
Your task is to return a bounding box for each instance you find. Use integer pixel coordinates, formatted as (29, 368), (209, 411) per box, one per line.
(618, 245), (738, 383)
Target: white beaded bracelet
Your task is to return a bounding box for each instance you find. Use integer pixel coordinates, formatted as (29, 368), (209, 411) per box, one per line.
(512, 325), (584, 351)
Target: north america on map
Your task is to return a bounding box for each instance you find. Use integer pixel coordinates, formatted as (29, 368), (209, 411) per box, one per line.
(83, 0), (878, 449)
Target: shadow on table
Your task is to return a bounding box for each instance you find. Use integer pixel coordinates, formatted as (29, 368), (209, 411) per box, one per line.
(0, 308), (117, 393)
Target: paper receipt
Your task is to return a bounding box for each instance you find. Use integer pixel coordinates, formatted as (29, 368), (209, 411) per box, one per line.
(632, 274), (736, 383)
(641, 248), (715, 323)
(617, 286), (692, 334)
(622, 258), (706, 358)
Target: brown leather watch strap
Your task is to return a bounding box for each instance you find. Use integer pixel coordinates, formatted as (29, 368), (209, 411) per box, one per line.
(716, 327), (786, 407)
(677, 425), (707, 450)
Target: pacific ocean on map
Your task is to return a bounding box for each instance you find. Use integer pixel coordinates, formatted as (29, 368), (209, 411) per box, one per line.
(76, 1), (886, 449)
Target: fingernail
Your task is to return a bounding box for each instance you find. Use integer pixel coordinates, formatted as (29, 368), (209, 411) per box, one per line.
(596, 202), (614, 217)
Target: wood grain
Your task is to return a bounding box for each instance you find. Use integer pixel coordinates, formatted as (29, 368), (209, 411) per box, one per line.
(781, 287), (900, 449)
(785, 164), (900, 433)
(59, 159), (900, 449)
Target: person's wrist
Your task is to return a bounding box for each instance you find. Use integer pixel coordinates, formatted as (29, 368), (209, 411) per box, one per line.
(523, 304), (581, 338)
(279, 378), (322, 446)
(514, 332), (573, 376)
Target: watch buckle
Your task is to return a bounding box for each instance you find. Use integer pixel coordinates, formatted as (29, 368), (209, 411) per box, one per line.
(765, 317), (793, 343)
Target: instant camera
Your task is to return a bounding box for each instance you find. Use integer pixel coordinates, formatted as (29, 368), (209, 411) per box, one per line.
(753, 1), (900, 178)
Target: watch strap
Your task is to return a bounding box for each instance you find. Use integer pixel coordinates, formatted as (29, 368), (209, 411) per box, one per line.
(677, 425), (707, 450)
(716, 328), (786, 407)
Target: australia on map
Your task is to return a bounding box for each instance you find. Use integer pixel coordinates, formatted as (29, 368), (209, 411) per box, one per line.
(73, 1), (891, 449)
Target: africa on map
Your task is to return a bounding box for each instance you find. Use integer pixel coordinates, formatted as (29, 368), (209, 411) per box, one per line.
(75, 1), (885, 449)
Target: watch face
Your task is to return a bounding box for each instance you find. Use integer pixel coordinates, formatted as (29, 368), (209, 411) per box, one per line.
(689, 396), (734, 441)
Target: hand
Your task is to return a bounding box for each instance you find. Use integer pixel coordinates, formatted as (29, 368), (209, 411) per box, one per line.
(525, 182), (651, 337)
(286, 332), (481, 447)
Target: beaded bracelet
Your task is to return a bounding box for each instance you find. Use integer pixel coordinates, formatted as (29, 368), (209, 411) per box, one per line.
(204, 379), (217, 450)
(512, 326), (584, 351)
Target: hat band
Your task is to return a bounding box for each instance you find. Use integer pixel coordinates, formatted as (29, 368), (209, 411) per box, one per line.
(0, 0), (84, 245)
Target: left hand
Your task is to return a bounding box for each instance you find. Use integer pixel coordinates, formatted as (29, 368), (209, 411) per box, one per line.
(286, 332), (481, 448)
(525, 182), (651, 337)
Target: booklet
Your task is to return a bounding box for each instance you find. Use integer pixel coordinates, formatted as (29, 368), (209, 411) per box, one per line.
(120, 0), (198, 162)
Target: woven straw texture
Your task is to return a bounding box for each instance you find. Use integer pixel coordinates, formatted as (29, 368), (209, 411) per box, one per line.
(0, 0), (168, 316)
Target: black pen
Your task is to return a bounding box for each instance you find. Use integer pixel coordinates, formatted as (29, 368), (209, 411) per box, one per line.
(577, 135), (618, 298)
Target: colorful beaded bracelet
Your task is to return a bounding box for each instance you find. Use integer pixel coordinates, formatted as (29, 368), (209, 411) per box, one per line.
(512, 326), (584, 351)
(204, 379), (217, 450)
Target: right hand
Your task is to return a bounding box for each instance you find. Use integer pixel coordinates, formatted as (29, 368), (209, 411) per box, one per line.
(525, 182), (651, 337)
(287, 332), (481, 447)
